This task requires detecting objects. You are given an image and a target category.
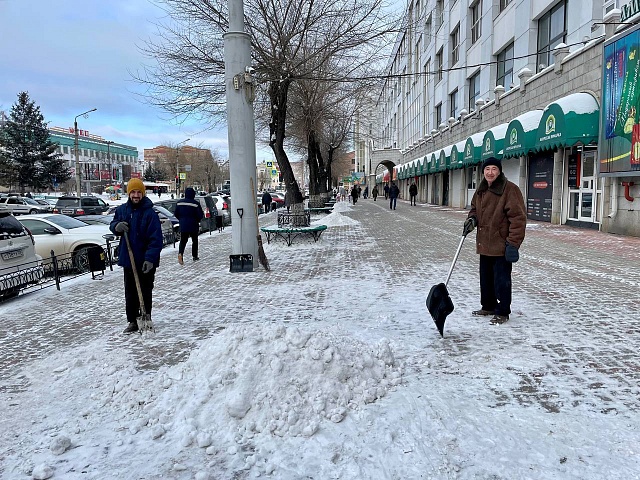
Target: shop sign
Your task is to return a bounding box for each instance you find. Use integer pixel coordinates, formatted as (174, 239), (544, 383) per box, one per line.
(621, 0), (640, 22)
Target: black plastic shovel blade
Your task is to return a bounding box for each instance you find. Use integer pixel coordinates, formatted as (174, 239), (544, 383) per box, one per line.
(426, 283), (455, 337)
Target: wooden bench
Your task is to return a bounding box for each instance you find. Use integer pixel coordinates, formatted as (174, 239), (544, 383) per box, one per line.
(261, 225), (327, 246)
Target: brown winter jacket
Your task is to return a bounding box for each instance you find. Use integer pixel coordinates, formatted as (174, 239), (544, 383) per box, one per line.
(468, 173), (526, 256)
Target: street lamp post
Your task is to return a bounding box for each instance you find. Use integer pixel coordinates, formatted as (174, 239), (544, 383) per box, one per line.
(175, 138), (190, 196)
(105, 140), (114, 189)
(74, 108), (97, 195)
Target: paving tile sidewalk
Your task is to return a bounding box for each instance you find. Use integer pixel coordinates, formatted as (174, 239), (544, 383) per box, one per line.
(1, 198), (639, 420)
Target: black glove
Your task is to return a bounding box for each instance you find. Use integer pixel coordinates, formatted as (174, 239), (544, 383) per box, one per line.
(141, 261), (154, 274)
(505, 243), (519, 263)
(114, 222), (129, 233)
(463, 216), (477, 236)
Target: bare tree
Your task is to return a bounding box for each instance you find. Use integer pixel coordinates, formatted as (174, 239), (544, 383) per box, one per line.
(135, 0), (401, 204)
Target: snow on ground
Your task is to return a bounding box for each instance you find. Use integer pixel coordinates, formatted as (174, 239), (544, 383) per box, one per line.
(1, 199), (639, 479)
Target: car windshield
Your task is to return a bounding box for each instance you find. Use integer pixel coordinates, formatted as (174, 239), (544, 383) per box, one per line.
(24, 198), (40, 205)
(154, 205), (174, 218)
(44, 215), (97, 229)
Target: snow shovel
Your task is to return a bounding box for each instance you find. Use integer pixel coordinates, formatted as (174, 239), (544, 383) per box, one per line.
(123, 231), (154, 333)
(426, 234), (467, 337)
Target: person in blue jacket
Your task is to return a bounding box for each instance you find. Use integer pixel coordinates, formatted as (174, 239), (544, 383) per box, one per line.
(110, 178), (163, 334)
(174, 187), (204, 265)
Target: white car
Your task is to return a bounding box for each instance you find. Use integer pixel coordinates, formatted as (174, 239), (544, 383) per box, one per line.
(0, 213), (44, 299)
(17, 214), (113, 273)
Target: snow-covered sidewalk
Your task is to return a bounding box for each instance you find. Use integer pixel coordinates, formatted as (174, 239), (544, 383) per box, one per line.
(1, 199), (639, 479)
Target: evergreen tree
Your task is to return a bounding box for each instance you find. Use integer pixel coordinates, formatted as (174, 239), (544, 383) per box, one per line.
(143, 163), (167, 183)
(0, 92), (71, 192)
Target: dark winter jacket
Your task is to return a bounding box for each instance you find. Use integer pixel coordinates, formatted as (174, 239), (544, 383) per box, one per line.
(174, 187), (204, 233)
(468, 173), (526, 257)
(409, 184), (418, 196)
(389, 184), (400, 199)
(262, 191), (272, 205)
(110, 196), (163, 268)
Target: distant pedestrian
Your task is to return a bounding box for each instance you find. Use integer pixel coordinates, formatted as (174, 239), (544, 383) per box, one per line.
(464, 157), (526, 326)
(174, 187), (204, 265)
(110, 178), (163, 334)
(158, 189), (162, 198)
(351, 186), (358, 204)
(409, 182), (418, 206)
(384, 184), (389, 200)
(363, 186), (369, 199)
(339, 186), (346, 202)
(25, 192), (33, 198)
(372, 185), (379, 201)
(262, 191), (273, 213)
(389, 182), (399, 210)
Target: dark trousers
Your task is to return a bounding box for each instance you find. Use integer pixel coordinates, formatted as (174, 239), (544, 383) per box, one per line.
(124, 266), (155, 323)
(479, 255), (512, 316)
(179, 231), (199, 259)
(410, 194), (416, 205)
(389, 197), (397, 209)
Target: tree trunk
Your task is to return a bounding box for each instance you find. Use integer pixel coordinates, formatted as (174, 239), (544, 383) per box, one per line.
(268, 78), (303, 206)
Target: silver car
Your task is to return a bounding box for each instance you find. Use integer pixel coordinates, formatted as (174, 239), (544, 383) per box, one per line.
(0, 196), (51, 215)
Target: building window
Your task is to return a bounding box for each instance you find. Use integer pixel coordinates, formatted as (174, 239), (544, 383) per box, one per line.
(425, 14), (432, 46)
(436, 0), (444, 30)
(450, 25), (460, 66)
(471, 1), (482, 44)
(499, 0), (512, 12)
(436, 48), (443, 83)
(537, 0), (566, 72)
(435, 103), (442, 127)
(449, 89), (458, 119)
(468, 71), (480, 111)
(496, 42), (514, 91)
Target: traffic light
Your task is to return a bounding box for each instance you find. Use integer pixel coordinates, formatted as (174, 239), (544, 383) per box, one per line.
(175, 175), (180, 186)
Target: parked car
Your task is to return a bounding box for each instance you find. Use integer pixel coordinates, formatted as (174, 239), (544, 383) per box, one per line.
(17, 214), (113, 272)
(53, 196), (110, 217)
(0, 213), (44, 299)
(208, 194), (232, 225)
(194, 195), (219, 232)
(270, 192), (285, 208)
(82, 212), (175, 246)
(152, 204), (180, 242)
(0, 196), (52, 215)
(33, 199), (54, 211)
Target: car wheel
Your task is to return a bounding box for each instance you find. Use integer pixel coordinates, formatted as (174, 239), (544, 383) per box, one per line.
(29, 209), (38, 214)
(73, 246), (92, 273)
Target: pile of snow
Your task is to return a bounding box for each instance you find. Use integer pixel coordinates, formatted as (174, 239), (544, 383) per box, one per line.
(312, 206), (359, 227)
(106, 324), (401, 475)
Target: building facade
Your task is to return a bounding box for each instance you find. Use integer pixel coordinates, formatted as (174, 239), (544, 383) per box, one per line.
(360, 0), (640, 237)
(50, 126), (140, 193)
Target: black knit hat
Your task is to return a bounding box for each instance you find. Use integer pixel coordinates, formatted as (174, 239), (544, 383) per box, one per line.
(481, 157), (502, 172)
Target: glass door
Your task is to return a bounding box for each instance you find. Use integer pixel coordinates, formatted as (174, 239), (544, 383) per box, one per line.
(578, 151), (596, 222)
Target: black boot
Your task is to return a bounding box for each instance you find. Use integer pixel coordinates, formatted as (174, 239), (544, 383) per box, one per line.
(123, 322), (139, 334)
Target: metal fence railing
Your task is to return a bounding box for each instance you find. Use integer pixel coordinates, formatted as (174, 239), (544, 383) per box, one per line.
(0, 230), (177, 304)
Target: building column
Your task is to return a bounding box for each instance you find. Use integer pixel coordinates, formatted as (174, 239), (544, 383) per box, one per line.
(551, 149), (564, 225)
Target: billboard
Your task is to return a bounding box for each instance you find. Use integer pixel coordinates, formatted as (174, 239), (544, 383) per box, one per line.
(600, 24), (640, 176)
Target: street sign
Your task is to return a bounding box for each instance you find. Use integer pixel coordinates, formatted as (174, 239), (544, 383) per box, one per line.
(179, 173), (187, 180)
(184, 165), (192, 172)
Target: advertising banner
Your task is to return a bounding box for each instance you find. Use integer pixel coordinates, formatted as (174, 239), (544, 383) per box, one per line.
(527, 154), (554, 222)
(600, 24), (640, 175)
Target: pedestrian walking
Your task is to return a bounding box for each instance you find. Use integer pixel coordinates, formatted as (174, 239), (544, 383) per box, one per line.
(463, 157), (526, 325)
(110, 178), (163, 334)
(262, 191), (273, 213)
(351, 186), (358, 204)
(372, 185), (379, 201)
(384, 184), (389, 199)
(389, 182), (399, 210)
(339, 186), (346, 202)
(174, 187), (204, 265)
(409, 182), (418, 206)
(363, 186), (369, 199)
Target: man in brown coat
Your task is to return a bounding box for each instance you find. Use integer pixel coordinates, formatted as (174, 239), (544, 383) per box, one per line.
(463, 157), (526, 325)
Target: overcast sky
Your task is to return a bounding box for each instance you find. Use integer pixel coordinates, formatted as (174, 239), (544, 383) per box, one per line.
(0, 0), (272, 161)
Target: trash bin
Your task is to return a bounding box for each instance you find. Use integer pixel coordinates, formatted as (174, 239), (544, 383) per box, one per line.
(229, 254), (253, 272)
(215, 215), (224, 231)
(88, 246), (106, 272)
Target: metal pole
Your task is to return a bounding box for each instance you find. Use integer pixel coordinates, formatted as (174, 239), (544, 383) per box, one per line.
(175, 138), (190, 197)
(224, 0), (258, 263)
(73, 108), (96, 196)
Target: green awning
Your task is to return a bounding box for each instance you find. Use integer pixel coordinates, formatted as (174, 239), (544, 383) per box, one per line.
(429, 153), (437, 173)
(437, 149), (448, 172)
(481, 123), (508, 161)
(419, 156), (428, 175)
(450, 140), (466, 169)
(534, 92), (600, 152)
(463, 132), (485, 166)
(503, 110), (544, 158)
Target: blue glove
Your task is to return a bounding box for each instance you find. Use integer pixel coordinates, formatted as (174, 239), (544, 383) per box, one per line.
(141, 261), (154, 274)
(463, 216), (477, 236)
(115, 222), (129, 233)
(505, 243), (519, 263)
